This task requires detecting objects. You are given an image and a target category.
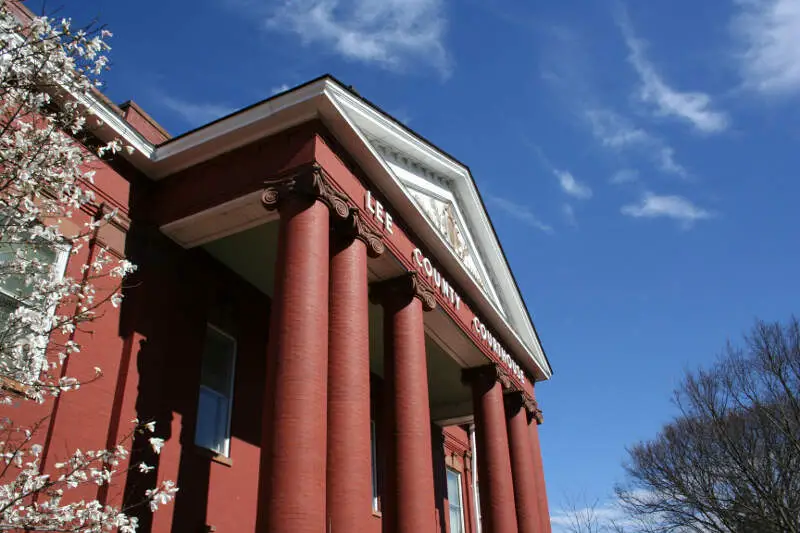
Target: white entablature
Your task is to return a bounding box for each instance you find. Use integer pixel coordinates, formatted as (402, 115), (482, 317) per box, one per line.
(367, 137), (505, 315)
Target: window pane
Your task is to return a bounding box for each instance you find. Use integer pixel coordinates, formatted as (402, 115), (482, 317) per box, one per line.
(195, 387), (228, 454)
(446, 469), (464, 533)
(200, 327), (235, 395)
(0, 241), (59, 299)
(194, 326), (236, 456)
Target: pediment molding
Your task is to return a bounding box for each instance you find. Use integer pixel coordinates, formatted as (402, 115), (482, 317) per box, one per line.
(367, 137), (504, 315)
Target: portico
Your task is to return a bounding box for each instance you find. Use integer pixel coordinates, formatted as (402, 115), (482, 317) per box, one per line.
(144, 75), (552, 533)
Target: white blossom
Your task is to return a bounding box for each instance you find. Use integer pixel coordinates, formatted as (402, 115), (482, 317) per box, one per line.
(148, 438), (165, 455)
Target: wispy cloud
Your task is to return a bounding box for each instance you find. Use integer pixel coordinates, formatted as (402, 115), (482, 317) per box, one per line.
(562, 203), (577, 227)
(487, 195), (554, 234)
(266, 0), (450, 76)
(270, 84), (291, 95)
(556, 170), (592, 199)
(531, 144), (594, 199)
(586, 108), (649, 149)
(621, 192), (714, 227)
(586, 109), (688, 178)
(610, 168), (639, 185)
(732, 0), (800, 96)
(618, 12), (729, 133)
(159, 95), (234, 127)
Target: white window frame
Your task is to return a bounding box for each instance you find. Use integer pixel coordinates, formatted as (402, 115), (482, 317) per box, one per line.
(194, 323), (237, 457)
(0, 241), (70, 383)
(446, 468), (466, 533)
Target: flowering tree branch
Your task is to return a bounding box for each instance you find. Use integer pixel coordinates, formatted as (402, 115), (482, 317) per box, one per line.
(0, 3), (176, 530)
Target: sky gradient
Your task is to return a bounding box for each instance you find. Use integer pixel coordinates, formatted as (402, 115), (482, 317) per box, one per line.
(28, 0), (800, 527)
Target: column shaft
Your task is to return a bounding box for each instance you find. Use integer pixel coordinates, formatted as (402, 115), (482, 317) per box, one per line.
(260, 197), (330, 533)
(470, 369), (519, 533)
(382, 286), (437, 533)
(506, 396), (541, 533)
(327, 237), (372, 532)
(528, 419), (552, 533)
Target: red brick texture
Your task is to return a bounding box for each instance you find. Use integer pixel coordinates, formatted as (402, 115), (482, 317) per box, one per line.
(471, 374), (519, 533)
(506, 395), (541, 533)
(327, 237), (373, 532)
(381, 291), (438, 533)
(259, 198), (330, 533)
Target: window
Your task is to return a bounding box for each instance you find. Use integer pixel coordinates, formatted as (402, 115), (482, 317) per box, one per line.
(0, 235), (68, 382)
(194, 325), (236, 456)
(446, 469), (465, 533)
(371, 419), (379, 512)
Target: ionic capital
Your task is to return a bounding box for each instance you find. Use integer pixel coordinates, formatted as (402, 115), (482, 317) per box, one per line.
(370, 272), (436, 312)
(462, 363), (514, 392)
(333, 209), (385, 258)
(261, 164), (350, 222)
(504, 390), (541, 421)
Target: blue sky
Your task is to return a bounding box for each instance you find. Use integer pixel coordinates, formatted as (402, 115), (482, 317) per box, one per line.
(31, 0), (800, 526)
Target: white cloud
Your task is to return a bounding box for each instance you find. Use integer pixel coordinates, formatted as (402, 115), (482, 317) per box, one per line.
(733, 0), (800, 95)
(160, 95), (234, 127)
(530, 144), (593, 199)
(556, 170), (592, 199)
(619, 15), (729, 133)
(270, 84), (291, 95)
(550, 499), (637, 533)
(267, 0), (450, 75)
(621, 192), (714, 227)
(586, 109), (649, 149)
(562, 203), (577, 227)
(487, 195), (554, 234)
(586, 109), (688, 178)
(657, 146), (688, 178)
(610, 168), (639, 184)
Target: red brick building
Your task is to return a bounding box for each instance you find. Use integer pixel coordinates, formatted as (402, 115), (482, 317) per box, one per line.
(20, 71), (554, 533)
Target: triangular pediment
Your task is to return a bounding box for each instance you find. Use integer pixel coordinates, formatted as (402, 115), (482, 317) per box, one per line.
(366, 137), (506, 316)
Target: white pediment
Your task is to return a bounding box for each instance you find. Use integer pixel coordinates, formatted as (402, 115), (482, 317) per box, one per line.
(324, 81), (551, 381)
(367, 138), (506, 316)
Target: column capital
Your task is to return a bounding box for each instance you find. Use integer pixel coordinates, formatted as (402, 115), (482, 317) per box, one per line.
(370, 273), (436, 312)
(462, 363), (514, 391)
(333, 209), (385, 258)
(504, 391), (543, 424)
(261, 163), (350, 221)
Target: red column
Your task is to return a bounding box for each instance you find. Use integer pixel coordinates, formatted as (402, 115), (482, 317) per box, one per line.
(528, 415), (552, 533)
(259, 193), (331, 533)
(506, 393), (540, 533)
(374, 274), (438, 533)
(465, 366), (519, 533)
(327, 213), (384, 533)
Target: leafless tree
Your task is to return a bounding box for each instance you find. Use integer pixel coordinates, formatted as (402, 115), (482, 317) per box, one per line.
(615, 317), (800, 533)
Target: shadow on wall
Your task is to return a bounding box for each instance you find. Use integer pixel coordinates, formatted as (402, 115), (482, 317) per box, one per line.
(118, 177), (270, 532)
